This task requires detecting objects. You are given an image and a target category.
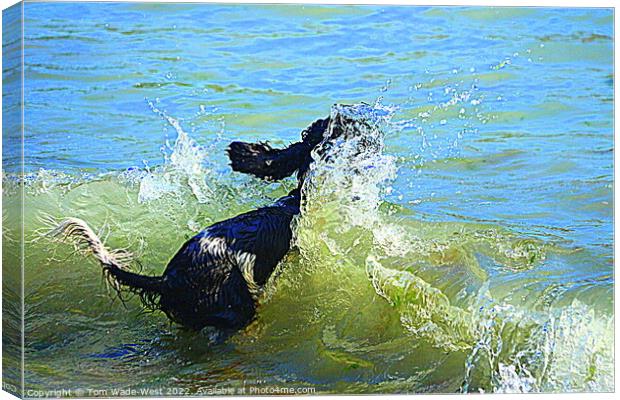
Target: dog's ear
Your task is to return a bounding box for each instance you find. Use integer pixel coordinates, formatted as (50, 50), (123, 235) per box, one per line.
(227, 117), (331, 181)
(227, 141), (302, 181)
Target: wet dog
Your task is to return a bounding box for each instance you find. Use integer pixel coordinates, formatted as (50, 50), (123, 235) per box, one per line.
(50, 105), (376, 331)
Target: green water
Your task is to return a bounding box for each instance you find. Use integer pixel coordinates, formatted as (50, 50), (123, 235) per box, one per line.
(2, 2), (613, 396)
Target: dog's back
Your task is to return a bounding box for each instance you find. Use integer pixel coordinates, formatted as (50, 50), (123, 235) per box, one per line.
(158, 191), (301, 330)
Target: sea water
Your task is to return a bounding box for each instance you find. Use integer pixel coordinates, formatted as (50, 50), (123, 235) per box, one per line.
(2, 3), (613, 394)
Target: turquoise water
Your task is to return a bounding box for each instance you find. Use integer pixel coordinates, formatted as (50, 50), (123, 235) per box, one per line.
(2, 3), (613, 395)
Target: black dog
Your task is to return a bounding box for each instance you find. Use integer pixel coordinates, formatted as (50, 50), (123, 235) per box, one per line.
(50, 105), (374, 331)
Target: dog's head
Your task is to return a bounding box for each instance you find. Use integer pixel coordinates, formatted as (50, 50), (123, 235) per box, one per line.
(315, 104), (384, 160)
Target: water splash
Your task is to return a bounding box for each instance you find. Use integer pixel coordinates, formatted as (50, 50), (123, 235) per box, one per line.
(135, 99), (217, 204)
(299, 103), (398, 227)
(287, 102), (613, 393)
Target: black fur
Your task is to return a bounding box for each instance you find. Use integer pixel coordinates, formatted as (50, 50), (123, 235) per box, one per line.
(165, 191), (300, 329)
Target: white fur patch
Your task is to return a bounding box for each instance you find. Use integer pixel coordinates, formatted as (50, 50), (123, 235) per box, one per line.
(198, 236), (228, 259)
(198, 234), (260, 300)
(236, 251), (259, 299)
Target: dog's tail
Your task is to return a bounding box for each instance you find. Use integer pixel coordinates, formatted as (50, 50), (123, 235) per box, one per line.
(47, 218), (165, 307)
(227, 117), (330, 181)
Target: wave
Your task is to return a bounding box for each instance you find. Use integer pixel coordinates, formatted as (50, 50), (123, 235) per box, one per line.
(5, 102), (613, 393)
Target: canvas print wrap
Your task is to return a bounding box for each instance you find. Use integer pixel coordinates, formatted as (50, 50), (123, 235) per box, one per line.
(1, 2), (614, 396)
